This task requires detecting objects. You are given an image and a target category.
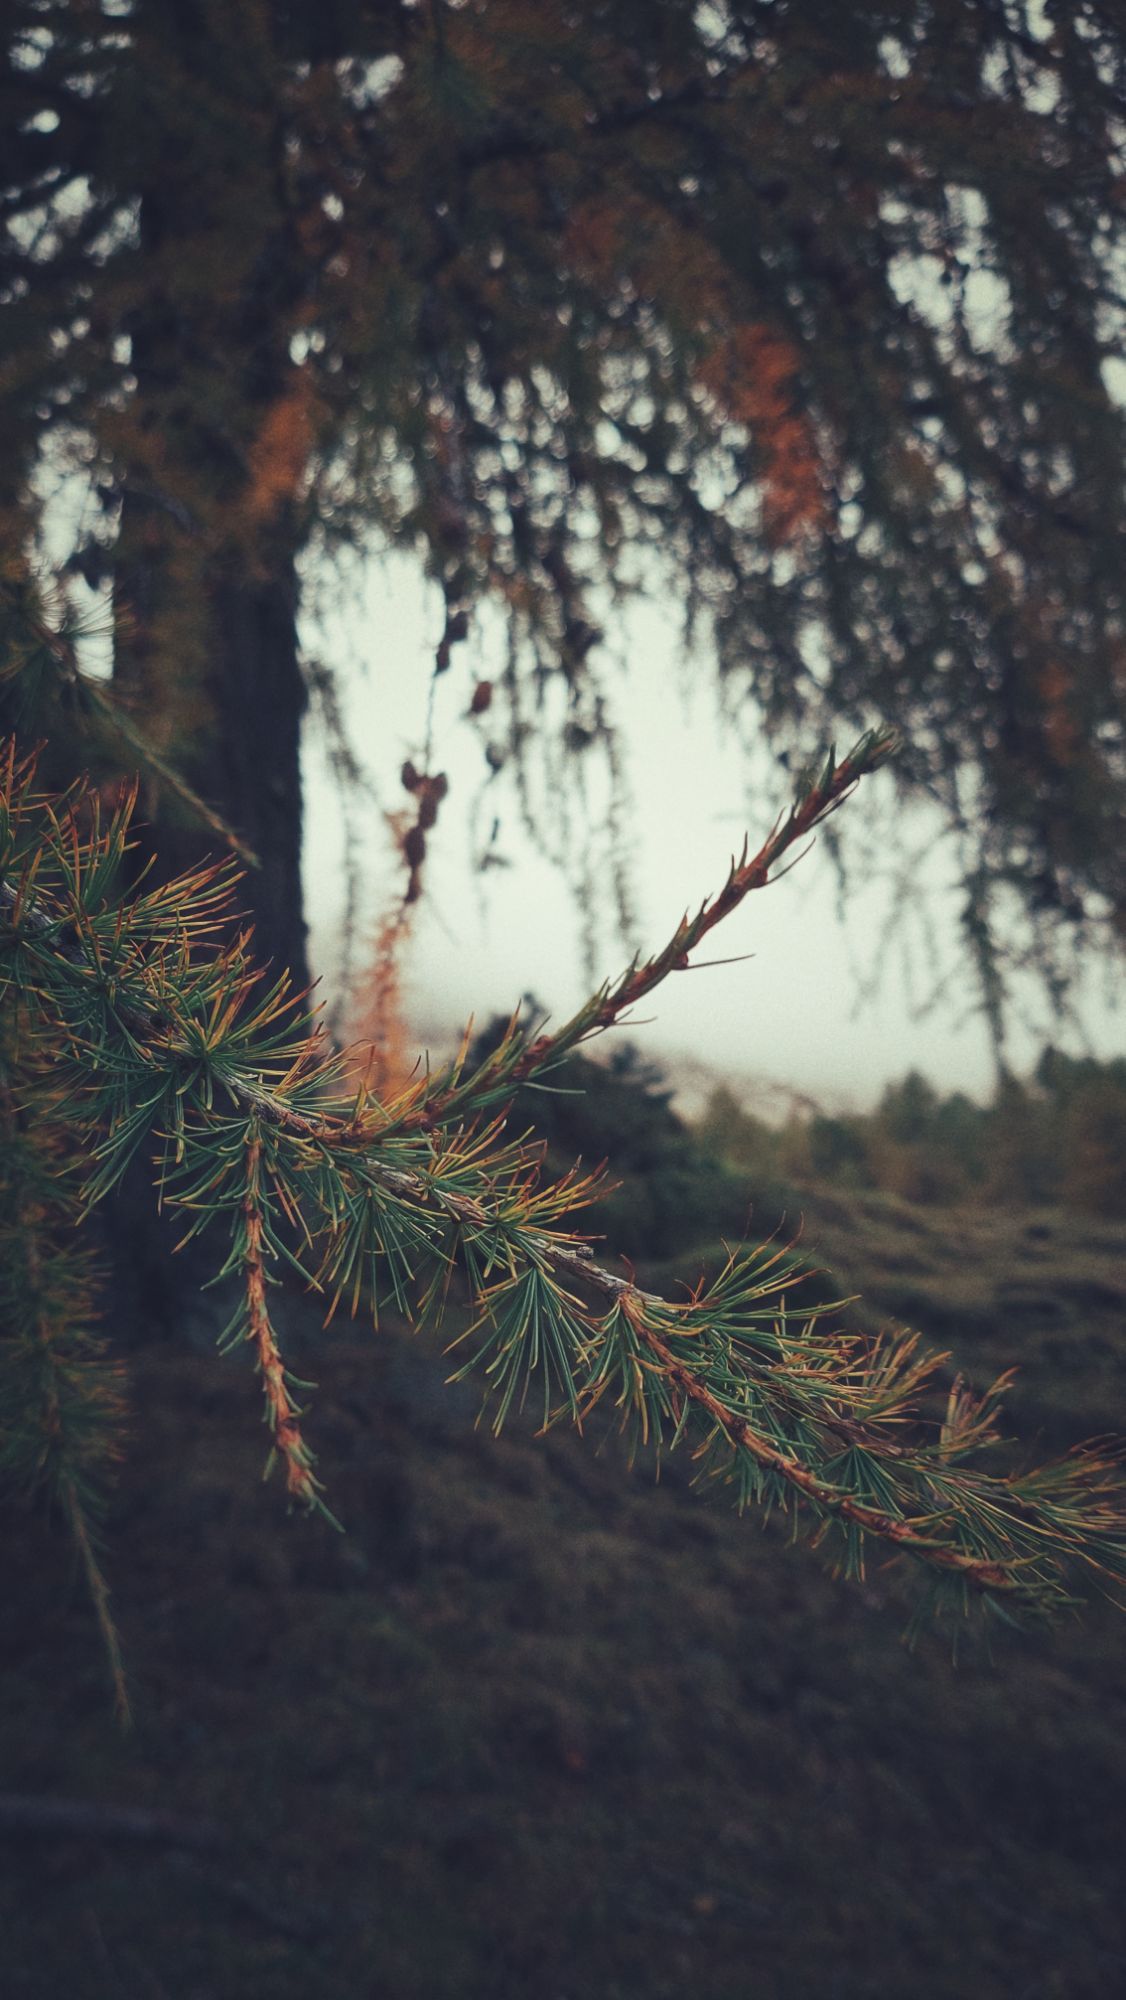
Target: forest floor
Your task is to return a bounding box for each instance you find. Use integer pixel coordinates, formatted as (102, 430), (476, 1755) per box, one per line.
(2, 1174), (1126, 2000)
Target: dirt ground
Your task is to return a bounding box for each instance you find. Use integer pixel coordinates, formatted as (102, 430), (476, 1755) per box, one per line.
(3, 1193), (1126, 2000)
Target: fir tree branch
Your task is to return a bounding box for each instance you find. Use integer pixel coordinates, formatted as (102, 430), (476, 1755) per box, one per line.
(228, 1128), (332, 1518)
(379, 727), (900, 1133)
(0, 580), (259, 866)
(3, 733), (1126, 1632)
(1, 728), (895, 1147)
(0, 1025), (129, 1723)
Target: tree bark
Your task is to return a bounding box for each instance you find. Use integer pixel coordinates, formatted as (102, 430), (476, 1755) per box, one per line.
(211, 559), (310, 988)
(106, 524), (311, 1339)
(114, 532), (311, 996)
(105, 0), (314, 991)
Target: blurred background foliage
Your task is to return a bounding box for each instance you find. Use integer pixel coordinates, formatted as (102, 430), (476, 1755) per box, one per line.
(702, 1046), (1126, 1217)
(494, 1026), (1126, 1258)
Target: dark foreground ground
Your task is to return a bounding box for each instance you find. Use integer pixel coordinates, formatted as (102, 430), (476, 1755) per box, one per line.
(2, 1185), (1125, 2000)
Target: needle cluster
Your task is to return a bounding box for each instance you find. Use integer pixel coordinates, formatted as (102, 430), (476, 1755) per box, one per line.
(2, 729), (1125, 1712)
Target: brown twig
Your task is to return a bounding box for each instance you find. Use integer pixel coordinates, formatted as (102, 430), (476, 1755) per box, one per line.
(14, 597), (259, 866)
(390, 730), (898, 1131)
(517, 738), (894, 1073)
(626, 1302), (1014, 1593)
(62, 1482), (131, 1728)
(2, 731), (895, 1152)
(241, 1133), (321, 1507)
(363, 1167), (1026, 1595)
(516, 1236), (1012, 1594)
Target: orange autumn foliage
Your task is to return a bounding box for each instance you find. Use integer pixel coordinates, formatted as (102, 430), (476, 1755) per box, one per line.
(343, 760), (450, 1099)
(242, 368), (321, 528)
(344, 891), (417, 1101)
(1038, 659), (1082, 770)
(698, 324), (828, 547)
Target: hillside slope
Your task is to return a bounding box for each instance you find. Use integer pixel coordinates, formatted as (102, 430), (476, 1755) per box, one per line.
(2, 1082), (1125, 2000)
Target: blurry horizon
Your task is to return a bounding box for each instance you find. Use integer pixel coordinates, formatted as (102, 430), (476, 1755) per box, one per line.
(302, 548), (1124, 1115)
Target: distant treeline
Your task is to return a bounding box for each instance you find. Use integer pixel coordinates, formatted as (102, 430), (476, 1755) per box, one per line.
(700, 1049), (1126, 1215)
(483, 1028), (1125, 1271)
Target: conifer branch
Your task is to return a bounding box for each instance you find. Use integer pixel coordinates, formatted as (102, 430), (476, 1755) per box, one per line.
(229, 1129), (330, 1518)
(3, 732), (1125, 1652)
(349, 728), (901, 1137)
(0, 1016), (129, 1721)
(0, 579), (259, 866)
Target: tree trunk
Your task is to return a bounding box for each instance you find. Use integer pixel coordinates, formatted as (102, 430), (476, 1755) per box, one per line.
(212, 559), (310, 989)
(105, 0), (314, 991)
(93, 0), (317, 1330)
(115, 537), (311, 996)
(108, 523), (311, 1339)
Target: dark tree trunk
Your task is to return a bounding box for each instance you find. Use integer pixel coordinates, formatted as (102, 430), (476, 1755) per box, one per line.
(90, 0), (318, 1330)
(208, 561), (309, 991)
(104, 524), (316, 1339)
(106, 0), (314, 992)
(116, 544), (311, 996)
(108, 525), (311, 1340)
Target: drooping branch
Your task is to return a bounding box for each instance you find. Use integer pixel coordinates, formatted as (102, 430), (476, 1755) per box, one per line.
(0, 580), (259, 867)
(0, 1007), (129, 1723)
(0, 726), (895, 1143)
(3, 732), (1125, 1632)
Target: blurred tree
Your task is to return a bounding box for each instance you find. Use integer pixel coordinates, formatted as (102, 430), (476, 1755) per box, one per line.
(1036, 1043), (1126, 1105)
(3, 0), (1126, 1004)
(806, 1112), (871, 1184)
(1032, 1046), (1126, 1213)
(929, 1090), (987, 1184)
(877, 1070), (941, 1145)
(699, 1084), (782, 1181)
(1059, 1080), (1126, 1216)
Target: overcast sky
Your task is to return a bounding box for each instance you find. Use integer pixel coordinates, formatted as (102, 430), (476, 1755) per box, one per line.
(301, 549), (1123, 1116)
